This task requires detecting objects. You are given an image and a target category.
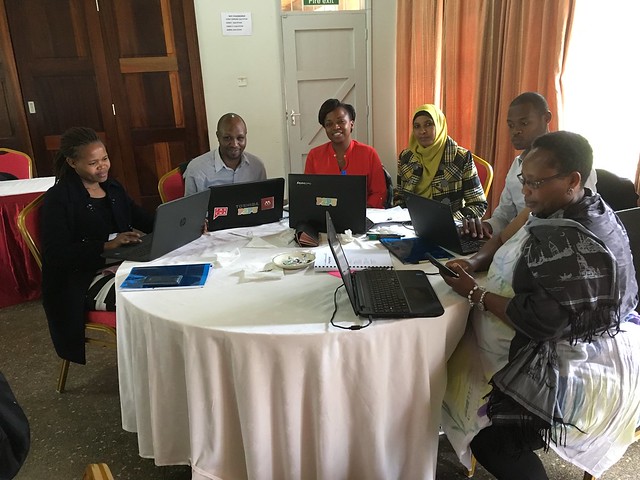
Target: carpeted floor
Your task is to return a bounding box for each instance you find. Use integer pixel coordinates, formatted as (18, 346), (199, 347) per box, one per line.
(1, 300), (638, 479)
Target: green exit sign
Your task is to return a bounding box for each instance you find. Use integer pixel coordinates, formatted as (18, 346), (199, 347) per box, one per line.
(303, 0), (340, 5)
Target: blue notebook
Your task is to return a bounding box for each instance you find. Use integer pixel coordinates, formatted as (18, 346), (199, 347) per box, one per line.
(120, 263), (211, 290)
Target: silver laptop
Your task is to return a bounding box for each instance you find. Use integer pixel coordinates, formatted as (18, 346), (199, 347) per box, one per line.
(103, 189), (210, 262)
(404, 192), (485, 255)
(326, 212), (444, 318)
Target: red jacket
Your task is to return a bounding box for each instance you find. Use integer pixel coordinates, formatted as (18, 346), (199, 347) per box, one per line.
(304, 140), (387, 208)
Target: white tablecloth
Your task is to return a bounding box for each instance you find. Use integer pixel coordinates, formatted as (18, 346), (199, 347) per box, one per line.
(0, 176), (54, 196)
(116, 218), (470, 480)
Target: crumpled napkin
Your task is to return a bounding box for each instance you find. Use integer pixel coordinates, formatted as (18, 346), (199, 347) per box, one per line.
(244, 236), (274, 248)
(199, 248), (241, 268)
(340, 230), (355, 243)
(239, 261), (284, 282)
(245, 229), (295, 248)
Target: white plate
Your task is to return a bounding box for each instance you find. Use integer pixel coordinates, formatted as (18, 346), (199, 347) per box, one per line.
(272, 251), (316, 270)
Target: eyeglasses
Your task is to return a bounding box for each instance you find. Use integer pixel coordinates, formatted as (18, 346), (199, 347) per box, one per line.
(516, 172), (569, 190)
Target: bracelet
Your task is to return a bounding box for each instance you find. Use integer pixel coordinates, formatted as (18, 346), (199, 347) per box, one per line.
(467, 285), (480, 307)
(477, 288), (489, 311)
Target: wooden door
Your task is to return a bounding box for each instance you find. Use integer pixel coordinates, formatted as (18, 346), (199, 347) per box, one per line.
(3, 0), (208, 208)
(0, 1), (31, 157)
(4, 0), (113, 177)
(96, 0), (208, 208)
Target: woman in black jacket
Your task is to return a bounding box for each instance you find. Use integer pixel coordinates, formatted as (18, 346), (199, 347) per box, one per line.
(41, 127), (154, 364)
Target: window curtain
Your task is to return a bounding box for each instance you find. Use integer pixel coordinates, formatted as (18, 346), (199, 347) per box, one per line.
(396, 0), (575, 212)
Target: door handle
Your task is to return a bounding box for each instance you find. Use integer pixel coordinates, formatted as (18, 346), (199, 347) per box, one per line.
(289, 109), (301, 126)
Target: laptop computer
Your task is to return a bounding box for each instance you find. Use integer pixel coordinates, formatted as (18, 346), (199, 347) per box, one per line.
(404, 192), (485, 255)
(102, 189), (210, 262)
(208, 178), (284, 231)
(379, 236), (454, 264)
(289, 174), (372, 233)
(326, 212), (444, 318)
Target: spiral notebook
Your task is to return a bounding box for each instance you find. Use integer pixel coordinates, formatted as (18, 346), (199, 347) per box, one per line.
(314, 248), (393, 271)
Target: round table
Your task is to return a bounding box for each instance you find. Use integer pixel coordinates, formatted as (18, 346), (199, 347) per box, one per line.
(116, 219), (470, 480)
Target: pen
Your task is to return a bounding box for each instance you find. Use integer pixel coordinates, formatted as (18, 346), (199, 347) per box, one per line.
(367, 233), (405, 240)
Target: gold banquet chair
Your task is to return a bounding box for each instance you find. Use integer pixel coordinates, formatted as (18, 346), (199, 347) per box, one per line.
(83, 463), (115, 480)
(472, 154), (493, 197)
(17, 194), (117, 393)
(0, 147), (33, 179)
(158, 166), (185, 203)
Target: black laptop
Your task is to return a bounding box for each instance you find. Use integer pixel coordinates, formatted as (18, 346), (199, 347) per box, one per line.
(404, 192), (485, 255)
(207, 178), (284, 231)
(103, 189), (210, 262)
(326, 212), (444, 318)
(289, 174), (372, 233)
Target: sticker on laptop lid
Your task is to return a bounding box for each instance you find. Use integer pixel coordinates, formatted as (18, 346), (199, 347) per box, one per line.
(212, 207), (228, 220)
(261, 196), (275, 210)
(237, 206), (259, 215)
(315, 197), (337, 207)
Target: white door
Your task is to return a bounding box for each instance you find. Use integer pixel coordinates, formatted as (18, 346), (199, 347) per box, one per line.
(282, 12), (369, 174)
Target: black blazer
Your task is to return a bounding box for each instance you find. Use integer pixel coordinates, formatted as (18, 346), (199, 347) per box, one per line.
(41, 172), (154, 364)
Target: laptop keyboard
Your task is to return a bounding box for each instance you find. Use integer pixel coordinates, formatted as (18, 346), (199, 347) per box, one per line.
(360, 269), (410, 311)
(460, 237), (485, 254)
(129, 238), (153, 256)
(115, 233), (153, 259)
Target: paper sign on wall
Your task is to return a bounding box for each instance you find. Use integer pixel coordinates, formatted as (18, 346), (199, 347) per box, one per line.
(221, 12), (252, 36)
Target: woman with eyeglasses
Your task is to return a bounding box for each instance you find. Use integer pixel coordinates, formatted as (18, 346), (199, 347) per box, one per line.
(394, 104), (487, 221)
(440, 131), (640, 479)
(304, 98), (387, 209)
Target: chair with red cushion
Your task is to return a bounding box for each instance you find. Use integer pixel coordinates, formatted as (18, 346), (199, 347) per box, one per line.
(17, 194), (116, 393)
(0, 148), (33, 179)
(158, 167), (185, 203)
(472, 154), (493, 197)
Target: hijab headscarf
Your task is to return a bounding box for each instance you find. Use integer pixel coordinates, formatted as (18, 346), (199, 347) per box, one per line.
(407, 104), (448, 196)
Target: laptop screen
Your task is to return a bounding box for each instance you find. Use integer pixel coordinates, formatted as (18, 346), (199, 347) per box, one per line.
(289, 174), (367, 233)
(102, 189), (210, 261)
(326, 212), (359, 314)
(208, 178), (284, 231)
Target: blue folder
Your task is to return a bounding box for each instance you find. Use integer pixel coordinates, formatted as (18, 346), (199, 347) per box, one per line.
(120, 263), (211, 290)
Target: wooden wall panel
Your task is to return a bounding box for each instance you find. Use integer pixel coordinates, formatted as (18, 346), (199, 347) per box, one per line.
(1, 0), (208, 205)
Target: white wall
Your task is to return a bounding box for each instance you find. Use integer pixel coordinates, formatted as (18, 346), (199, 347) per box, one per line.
(369, 0), (397, 175)
(193, 1), (288, 179)
(193, 0), (397, 179)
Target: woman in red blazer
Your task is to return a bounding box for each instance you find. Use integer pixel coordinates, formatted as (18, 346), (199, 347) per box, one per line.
(304, 98), (387, 208)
